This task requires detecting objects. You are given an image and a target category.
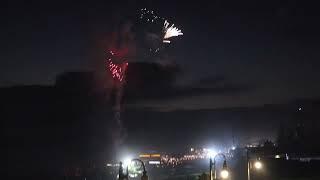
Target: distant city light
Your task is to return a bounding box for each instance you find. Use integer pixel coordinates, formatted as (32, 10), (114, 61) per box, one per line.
(275, 155), (281, 159)
(151, 154), (161, 157)
(220, 169), (229, 179)
(149, 160), (161, 165)
(190, 148), (194, 152)
(139, 154), (151, 158)
(286, 153), (289, 160)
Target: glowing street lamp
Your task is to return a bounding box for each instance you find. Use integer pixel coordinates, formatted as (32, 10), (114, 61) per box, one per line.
(220, 160), (229, 179)
(118, 158), (148, 180)
(209, 153), (229, 180)
(247, 148), (264, 180)
(254, 160), (263, 170)
(132, 159), (148, 180)
(220, 169), (229, 179)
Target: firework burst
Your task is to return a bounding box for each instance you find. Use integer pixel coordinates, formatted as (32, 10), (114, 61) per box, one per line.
(163, 20), (183, 43)
(107, 59), (128, 82)
(139, 8), (163, 23)
(137, 8), (183, 51)
(106, 50), (129, 149)
(104, 8), (184, 152)
(106, 50), (128, 82)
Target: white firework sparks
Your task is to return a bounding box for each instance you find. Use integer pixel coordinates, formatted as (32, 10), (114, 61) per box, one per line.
(139, 8), (161, 23)
(163, 20), (183, 43)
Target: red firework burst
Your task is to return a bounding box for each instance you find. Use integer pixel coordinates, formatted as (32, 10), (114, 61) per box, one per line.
(107, 58), (128, 82)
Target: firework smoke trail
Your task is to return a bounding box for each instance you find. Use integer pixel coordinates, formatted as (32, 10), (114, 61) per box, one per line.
(104, 8), (183, 151)
(106, 51), (128, 147)
(113, 83), (124, 146)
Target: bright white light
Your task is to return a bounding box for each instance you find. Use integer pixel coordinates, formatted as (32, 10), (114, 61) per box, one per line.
(220, 170), (229, 179)
(254, 161), (262, 170)
(207, 149), (217, 158)
(275, 155), (281, 159)
(231, 146), (236, 150)
(163, 20), (183, 42)
(149, 160), (160, 165)
(123, 157), (132, 167)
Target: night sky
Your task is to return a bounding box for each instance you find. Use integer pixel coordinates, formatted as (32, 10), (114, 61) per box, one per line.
(2, 0), (320, 112)
(3, 0), (320, 168)
(2, 0), (320, 109)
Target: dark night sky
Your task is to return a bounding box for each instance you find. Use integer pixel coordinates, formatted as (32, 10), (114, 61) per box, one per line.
(2, 0), (320, 111)
(3, 0), (320, 151)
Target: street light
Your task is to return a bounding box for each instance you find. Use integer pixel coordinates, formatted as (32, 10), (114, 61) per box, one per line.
(220, 170), (229, 179)
(254, 160), (262, 170)
(247, 148), (263, 180)
(220, 159), (229, 179)
(132, 159), (148, 180)
(210, 153), (229, 180)
(118, 158), (148, 180)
